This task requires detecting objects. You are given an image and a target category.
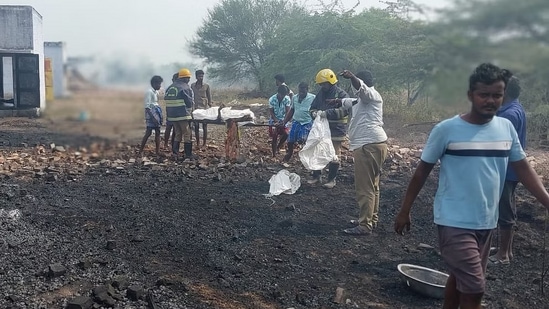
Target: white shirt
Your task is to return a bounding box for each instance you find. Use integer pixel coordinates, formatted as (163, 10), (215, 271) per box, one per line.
(144, 88), (159, 109)
(342, 80), (387, 150)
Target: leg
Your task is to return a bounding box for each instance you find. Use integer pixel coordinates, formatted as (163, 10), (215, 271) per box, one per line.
(194, 121), (200, 147)
(443, 273), (460, 309)
(277, 129), (288, 151)
(438, 226), (492, 309)
(138, 128), (153, 155)
(323, 140), (342, 188)
(164, 123), (173, 149)
(172, 121), (184, 157)
(182, 120), (197, 160)
(493, 181), (519, 262)
(352, 145), (377, 230)
(283, 142), (295, 162)
(371, 143), (388, 227)
(153, 128), (161, 155)
(271, 132), (278, 157)
(202, 123), (208, 147)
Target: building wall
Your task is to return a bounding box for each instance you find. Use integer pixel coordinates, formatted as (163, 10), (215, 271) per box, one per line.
(44, 42), (67, 98)
(0, 5), (45, 111)
(0, 6), (34, 52)
(32, 8), (45, 110)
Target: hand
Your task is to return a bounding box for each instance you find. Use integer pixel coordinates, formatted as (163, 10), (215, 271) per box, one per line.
(394, 210), (411, 235)
(338, 70), (354, 79)
(325, 99), (341, 107)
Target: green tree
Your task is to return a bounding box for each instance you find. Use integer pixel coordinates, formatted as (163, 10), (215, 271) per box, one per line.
(263, 8), (436, 103)
(189, 0), (305, 92)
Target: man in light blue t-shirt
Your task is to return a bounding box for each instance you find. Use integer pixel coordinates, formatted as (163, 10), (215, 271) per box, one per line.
(394, 63), (549, 309)
(282, 82), (315, 162)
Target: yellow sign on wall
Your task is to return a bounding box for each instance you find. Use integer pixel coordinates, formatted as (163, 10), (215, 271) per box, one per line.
(45, 58), (54, 101)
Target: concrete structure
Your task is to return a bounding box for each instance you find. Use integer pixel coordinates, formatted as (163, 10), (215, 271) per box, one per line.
(0, 5), (45, 115)
(44, 41), (68, 99)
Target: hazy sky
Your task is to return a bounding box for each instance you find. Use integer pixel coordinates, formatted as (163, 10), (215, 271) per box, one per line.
(5, 0), (450, 65)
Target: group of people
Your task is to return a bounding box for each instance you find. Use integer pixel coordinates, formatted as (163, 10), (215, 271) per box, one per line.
(267, 69), (389, 237)
(137, 63), (549, 309)
(269, 64), (549, 309)
(138, 68), (212, 160)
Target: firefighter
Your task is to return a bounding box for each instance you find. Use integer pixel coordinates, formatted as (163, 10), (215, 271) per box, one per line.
(164, 68), (196, 160)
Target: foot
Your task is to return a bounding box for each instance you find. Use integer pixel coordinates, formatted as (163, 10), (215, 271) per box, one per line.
(349, 220), (377, 229)
(323, 179), (336, 189)
(343, 226), (372, 236)
(488, 255), (510, 265)
(307, 177), (321, 185)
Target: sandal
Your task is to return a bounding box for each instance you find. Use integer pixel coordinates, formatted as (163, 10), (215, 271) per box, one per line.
(488, 255), (510, 265)
(343, 226), (372, 236)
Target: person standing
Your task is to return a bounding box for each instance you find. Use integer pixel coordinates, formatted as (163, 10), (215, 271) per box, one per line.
(268, 85), (291, 157)
(138, 75), (164, 157)
(191, 69), (212, 148)
(394, 63), (549, 309)
(490, 76), (527, 265)
(163, 73), (178, 150)
(282, 82), (315, 162)
(275, 74), (293, 100)
(328, 70), (388, 235)
(309, 68), (349, 189)
(164, 68), (195, 160)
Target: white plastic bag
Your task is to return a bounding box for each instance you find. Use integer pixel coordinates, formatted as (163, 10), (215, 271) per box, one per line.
(299, 116), (337, 170)
(267, 169), (301, 196)
(192, 107), (220, 120)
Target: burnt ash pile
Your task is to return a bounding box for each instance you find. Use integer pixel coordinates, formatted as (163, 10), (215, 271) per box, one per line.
(0, 124), (548, 309)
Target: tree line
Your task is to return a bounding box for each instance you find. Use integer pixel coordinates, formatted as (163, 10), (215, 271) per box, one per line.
(188, 0), (548, 113)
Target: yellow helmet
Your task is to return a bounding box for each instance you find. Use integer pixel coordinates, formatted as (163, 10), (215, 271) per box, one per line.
(178, 68), (192, 78)
(315, 68), (338, 85)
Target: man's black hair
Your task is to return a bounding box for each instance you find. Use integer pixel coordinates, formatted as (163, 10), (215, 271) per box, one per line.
(469, 63), (513, 92)
(195, 69), (204, 76)
(356, 70), (374, 87)
(274, 74), (285, 83)
(150, 75), (163, 86)
(298, 81), (308, 89)
(172, 73), (179, 82)
(504, 76), (521, 100)
(277, 84), (289, 95)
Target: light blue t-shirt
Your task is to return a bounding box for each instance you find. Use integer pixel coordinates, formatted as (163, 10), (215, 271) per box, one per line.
(421, 115), (526, 230)
(290, 93), (315, 124)
(269, 94), (291, 121)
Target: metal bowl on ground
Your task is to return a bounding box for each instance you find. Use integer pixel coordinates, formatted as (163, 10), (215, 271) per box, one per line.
(397, 263), (448, 299)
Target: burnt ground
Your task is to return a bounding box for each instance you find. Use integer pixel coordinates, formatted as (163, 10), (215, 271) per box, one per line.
(1, 90), (549, 309)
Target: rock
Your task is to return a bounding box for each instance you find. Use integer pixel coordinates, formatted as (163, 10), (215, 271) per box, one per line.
(126, 285), (145, 301)
(112, 276), (130, 290)
(66, 296), (94, 309)
(156, 276), (176, 286)
(45, 174), (58, 182)
(418, 243), (434, 249)
(54, 146), (66, 152)
(77, 260), (92, 270)
(106, 240), (116, 250)
(333, 287), (346, 304)
(48, 263), (67, 277)
(93, 284), (117, 306)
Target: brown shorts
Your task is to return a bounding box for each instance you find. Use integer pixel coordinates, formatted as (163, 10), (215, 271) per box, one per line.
(437, 225), (493, 294)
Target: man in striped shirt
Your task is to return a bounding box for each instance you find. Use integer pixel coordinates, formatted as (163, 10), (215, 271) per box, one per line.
(394, 63), (549, 309)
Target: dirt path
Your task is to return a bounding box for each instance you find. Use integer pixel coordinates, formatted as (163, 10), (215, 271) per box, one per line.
(0, 90), (548, 309)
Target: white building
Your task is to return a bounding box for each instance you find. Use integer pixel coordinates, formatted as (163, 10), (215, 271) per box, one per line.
(0, 5), (45, 113)
(44, 41), (68, 98)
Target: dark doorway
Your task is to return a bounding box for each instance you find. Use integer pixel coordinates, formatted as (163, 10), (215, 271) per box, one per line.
(0, 53), (40, 110)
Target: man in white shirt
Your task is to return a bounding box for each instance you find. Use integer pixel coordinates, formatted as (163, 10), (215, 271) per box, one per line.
(138, 75), (163, 157)
(329, 70), (388, 235)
